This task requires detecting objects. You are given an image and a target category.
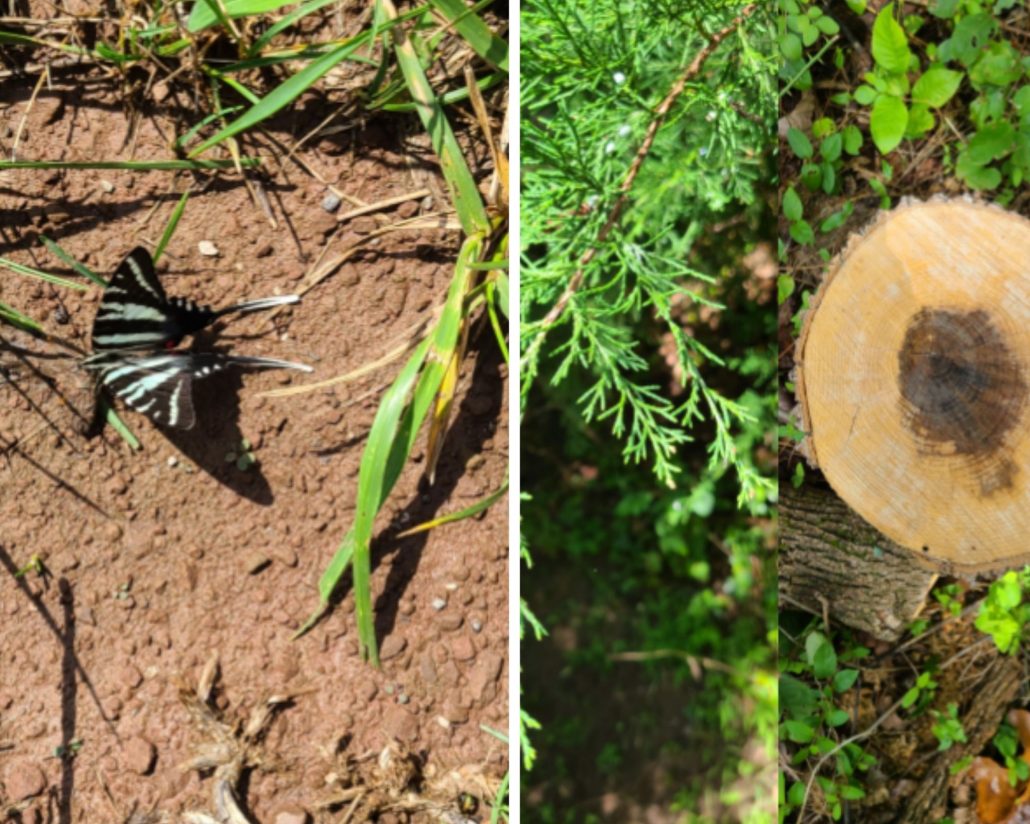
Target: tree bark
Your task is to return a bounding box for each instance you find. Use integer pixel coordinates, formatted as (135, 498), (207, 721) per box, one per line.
(896, 652), (1023, 824)
(780, 483), (937, 642)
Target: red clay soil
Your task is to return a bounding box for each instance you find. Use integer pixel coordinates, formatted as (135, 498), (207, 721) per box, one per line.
(0, 43), (508, 824)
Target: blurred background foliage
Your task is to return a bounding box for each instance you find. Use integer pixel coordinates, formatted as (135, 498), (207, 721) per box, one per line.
(520, 0), (779, 821)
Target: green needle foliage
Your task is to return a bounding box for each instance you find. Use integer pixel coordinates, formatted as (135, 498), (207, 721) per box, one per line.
(521, 0), (777, 819)
(521, 0), (776, 500)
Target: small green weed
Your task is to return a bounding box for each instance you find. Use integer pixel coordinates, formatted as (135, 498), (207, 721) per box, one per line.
(780, 624), (875, 821)
(930, 703), (967, 751)
(975, 567), (1030, 654)
(781, 0), (1029, 208)
(991, 715), (1030, 784)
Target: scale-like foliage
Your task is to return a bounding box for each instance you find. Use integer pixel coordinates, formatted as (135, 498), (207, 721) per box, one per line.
(521, 0), (776, 496)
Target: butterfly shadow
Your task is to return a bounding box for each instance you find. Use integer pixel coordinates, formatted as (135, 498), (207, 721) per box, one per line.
(143, 362), (276, 506)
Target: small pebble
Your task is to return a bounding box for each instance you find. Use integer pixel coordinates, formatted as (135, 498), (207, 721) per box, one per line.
(4, 760), (47, 799)
(197, 240), (219, 257)
(442, 699), (469, 724)
(321, 192), (341, 212)
(273, 810), (310, 824)
(244, 552), (272, 575)
(100, 179), (115, 194)
(431, 597), (447, 611)
(380, 635), (407, 661)
(470, 618), (483, 633)
(122, 736), (156, 775)
(450, 636), (476, 661)
(167, 456), (178, 468)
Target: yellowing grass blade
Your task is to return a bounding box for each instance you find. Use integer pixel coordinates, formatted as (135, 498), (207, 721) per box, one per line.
(396, 478), (508, 537)
(424, 342), (463, 485)
(298, 233), (484, 662)
(424, 237), (480, 482)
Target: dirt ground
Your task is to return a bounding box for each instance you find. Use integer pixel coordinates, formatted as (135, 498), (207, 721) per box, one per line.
(0, 27), (508, 824)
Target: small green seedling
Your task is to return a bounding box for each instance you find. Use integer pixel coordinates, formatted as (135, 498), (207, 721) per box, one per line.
(13, 554), (46, 579)
(53, 738), (83, 759)
(225, 438), (257, 471)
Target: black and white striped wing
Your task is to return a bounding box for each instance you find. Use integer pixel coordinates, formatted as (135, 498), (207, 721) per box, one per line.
(91, 247), (301, 352)
(86, 351), (313, 430)
(91, 247), (217, 352)
(94, 352), (210, 429)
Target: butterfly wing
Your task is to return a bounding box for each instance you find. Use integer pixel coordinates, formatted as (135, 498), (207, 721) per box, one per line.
(89, 351), (311, 430)
(96, 352), (202, 429)
(91, 247), (216, 351)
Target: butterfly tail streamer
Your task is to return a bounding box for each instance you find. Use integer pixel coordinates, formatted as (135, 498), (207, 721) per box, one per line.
(216, 295), (301, 316)
(224, 354), (313, 372)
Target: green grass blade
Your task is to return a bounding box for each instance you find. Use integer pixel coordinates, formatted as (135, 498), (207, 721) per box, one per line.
(105, 404), (141, 450)
(193, 0), (239, 39)
(0, 159), (260, 171)
(0, 301), (43, 334)
(302, 236), (477, 659)
(486, 283), (508, 363)
(188, 40), (361, 157)
(495, 269), (509, 317)
(176, 107), (245, 150)
(215, 47), (372, 73)
(0, 30), (91, 56)
(187, 0), (293, 32)
(0, 256), (88, 290)
(350, 336), (434, 663)
(386, 0), (490, 235)
(376, 69), (505, 112)
(293, 528), (358, 638)
(248, 0), (340, 55)
(429, 0), (508, 72)
(203, 66), (262, 104)
(490, 770), (509, 824)
(40, 236), (107, 287)
(154, 190), (191, 262)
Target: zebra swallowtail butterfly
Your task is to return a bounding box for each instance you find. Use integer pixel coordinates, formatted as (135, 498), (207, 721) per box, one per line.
(83, 247), (311, 429)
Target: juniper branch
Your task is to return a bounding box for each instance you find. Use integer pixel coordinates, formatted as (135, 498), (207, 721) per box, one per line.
(520, 3), (758, 371)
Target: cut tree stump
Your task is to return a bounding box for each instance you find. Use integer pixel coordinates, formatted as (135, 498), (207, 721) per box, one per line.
(796, 198), (1030, 575)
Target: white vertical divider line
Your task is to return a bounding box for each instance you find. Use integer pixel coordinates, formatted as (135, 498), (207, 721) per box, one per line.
(508, 0), (522, 817)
